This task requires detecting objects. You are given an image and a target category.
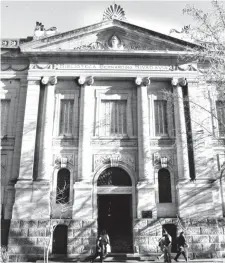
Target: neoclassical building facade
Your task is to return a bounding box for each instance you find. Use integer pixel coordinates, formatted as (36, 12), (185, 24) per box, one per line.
(1, 4), (225, 261)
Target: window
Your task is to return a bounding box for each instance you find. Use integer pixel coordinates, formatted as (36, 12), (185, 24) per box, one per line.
(56, 169), (70, 204)
(1, 99), (10, 136)
(59, 100), (74, 135)
(158, 168), (172, 203)
(216, 101), (225, 137)
(101, 100), (127, 136)
(154, 100), (168, 136)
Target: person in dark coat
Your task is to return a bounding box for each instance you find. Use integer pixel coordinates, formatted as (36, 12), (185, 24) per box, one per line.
(174, 232), (188, 262)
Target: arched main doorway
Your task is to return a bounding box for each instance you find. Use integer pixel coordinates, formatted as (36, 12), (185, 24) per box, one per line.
(97, 167), (133, 253)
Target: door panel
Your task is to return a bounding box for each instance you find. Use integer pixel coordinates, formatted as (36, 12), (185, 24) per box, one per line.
(98, 194), (133, 253)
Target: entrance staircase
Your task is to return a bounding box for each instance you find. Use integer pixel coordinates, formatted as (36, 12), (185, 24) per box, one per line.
(39, 253), (225, 263)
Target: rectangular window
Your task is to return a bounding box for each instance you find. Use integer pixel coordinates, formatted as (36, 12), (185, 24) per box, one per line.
(1, 99), (10, 136)
(154, 100), (168, 136)
(216, 101), (225, 137)
(59, 99), (74, 135)
(101, 100), (127, 136)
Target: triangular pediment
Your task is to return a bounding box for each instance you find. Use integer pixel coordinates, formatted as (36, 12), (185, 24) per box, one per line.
(20, 19), (195, 53)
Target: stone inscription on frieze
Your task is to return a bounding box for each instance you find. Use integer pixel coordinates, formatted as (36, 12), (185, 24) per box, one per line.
(53, 64), (172, 71)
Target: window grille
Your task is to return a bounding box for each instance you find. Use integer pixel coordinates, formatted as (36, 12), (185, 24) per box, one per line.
(154, 100), (168, 136)
(59, 99), (74, 135)
(101, 100), (127, 136)
(56, 169), (70, 204)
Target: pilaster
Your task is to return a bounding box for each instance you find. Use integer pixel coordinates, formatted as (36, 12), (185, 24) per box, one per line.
(11, 77), (41, 219)
(11, 79), (28, 180)
(75, 76), (94, 219)
(17, 77), (41, 181)
(135, 77), (156, 219)
(172, 77), (192, 218)
(77, 76), (94, 182)
(136, 77), (153, 182)
(172, 77), (190, 181)
(37, 76), (57, 181)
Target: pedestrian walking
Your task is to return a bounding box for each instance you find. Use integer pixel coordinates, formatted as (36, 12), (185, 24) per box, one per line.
(91, 235), (102, 263)
(91, 229), (110, 263)
(174, 232), (188, 262)
(157, 229), (172, 262)
(157, 235), (165, 260)
(163, 232), (172, 263)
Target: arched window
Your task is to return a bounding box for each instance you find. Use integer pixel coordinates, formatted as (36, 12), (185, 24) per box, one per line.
(97, 167), (132, 186)
(158, 168), (172, 203)
(56, 168), (70, 204)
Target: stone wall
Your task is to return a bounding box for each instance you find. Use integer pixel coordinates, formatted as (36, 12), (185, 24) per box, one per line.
(133, 219), (162, 254)
(185, 219), (225, 259)
(133, 218), (225, 259)
(8, 219), (97, 262)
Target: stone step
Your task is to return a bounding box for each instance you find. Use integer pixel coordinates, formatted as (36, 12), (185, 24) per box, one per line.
(37, 257), (225, 263)
(37, 260), (225, 263)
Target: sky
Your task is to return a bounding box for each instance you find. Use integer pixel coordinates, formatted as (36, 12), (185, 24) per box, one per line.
(1, 1), (214, 39)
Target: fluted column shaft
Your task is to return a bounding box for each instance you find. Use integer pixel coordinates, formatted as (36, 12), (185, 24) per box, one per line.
(136, 77), (153, 182)
(18, 77), (41, 180)
(172, 77), (190, 180)
(37, 76), (57, 181)
(78, 76), (94, 181)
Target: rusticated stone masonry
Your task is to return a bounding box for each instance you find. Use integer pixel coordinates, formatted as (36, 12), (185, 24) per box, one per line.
(133, 218), (225, 259)
(7, 218), (225, 261)
(8, 220), (97, 262)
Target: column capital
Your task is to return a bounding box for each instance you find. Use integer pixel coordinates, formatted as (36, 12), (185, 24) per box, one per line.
(171, 77), (187, 87)
(135, 77), (150, 87)
(41, 76), (50, 85)
(171, 77), (179, 87)
(49, 76), (57, 85)
(41, 76), (58, 85)
(78, 76), (94, 86)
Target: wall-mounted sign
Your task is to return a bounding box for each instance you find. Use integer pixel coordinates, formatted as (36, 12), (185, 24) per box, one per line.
(142, 210), (152, 218)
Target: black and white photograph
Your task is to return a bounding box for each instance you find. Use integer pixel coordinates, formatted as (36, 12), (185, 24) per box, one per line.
(1, 0), (225, 262)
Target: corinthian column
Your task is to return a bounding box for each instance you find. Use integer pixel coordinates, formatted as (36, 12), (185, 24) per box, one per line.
(37, 76), (57, 181)
(78, 76), (94, 181)
(136, 77), (153, 182)
(172, 77), (190, 180)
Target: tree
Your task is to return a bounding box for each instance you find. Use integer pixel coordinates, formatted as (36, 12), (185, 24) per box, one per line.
(165, 0), (225, 183)
(169, 0), (225, 139)
(170, 0), (225, 95)
(33, 183), (72, 263)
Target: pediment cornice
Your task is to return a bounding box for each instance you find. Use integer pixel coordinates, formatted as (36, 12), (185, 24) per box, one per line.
(20, 19), (197, 54)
